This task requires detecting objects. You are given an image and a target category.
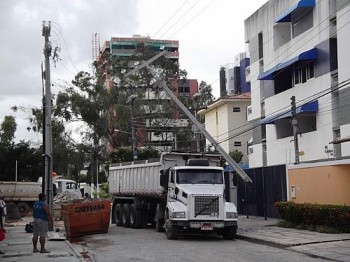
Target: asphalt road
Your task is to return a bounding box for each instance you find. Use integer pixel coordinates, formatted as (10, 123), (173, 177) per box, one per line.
(71, 226), (324, 262)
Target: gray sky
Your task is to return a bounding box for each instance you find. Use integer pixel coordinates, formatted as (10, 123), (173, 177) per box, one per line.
(0, 0), (267, 143)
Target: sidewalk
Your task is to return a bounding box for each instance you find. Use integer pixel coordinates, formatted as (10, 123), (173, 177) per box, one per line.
(237, 215), (350, 262)
(0, 218), (83, 262)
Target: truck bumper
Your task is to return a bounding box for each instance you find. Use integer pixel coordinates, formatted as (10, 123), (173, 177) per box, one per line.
(170, 220), (237, 230)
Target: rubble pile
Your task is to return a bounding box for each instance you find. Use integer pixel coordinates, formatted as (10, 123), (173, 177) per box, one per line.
(54, 191), (81, 205)
(53, 192), (82, 221)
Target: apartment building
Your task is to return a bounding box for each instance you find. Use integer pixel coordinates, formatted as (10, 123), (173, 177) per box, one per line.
(197, 93), (252, 167)
(219, 53), (251, 97)
(245, 0), (350, 205)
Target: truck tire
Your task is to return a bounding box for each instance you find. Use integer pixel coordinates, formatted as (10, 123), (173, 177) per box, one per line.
(156, 218), (165, 232)
(115, 204), (123, 226)
(122, 204), (131, 227)
(222, 226), (237, 240)
(140, 208), (148, 228)
(16, 202), (30, 217)
(129, 204), (142, 228)
(155, 204), (165, 232)
(164, 210), (178, 240)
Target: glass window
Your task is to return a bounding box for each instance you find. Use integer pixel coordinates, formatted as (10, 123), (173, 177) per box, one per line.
(306, 62), (314, 79)
(176, 169), (223, 184)
(293, 66), (301, 86)
(233, 107), (241, 112)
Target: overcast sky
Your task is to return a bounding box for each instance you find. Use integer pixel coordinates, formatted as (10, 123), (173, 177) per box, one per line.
(0, 0), (267, 143)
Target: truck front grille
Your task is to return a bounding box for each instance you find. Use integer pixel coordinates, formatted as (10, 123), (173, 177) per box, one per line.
(194, 196), (219, 216)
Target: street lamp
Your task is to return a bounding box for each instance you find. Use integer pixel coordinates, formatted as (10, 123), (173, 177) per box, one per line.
(113, 128), (138, 160)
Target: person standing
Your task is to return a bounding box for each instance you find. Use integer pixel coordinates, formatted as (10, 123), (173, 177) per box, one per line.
(32, 193), (53, 253)
(0, 196), (6, 255)
(0, 196), (5, 228)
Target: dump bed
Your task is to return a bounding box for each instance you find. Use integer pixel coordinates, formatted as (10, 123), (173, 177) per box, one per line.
(0, 181), (42, 202)
(108, 152), (221, 197)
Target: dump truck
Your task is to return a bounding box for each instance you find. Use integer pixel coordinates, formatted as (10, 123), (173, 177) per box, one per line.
(109, 152), (238, 239)
(0, 177), (81, 216)
(109, 51), (252, 239)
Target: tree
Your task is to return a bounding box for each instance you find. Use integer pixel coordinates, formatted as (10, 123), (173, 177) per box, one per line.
(196, 81), (215, 109)
(0, 141), (42, 182)
(229, 149), (244, 163)
(0, 115), (17, 147)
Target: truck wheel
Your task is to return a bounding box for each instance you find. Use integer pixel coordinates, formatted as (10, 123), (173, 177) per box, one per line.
(156, 218), (165, 232)
(129, 204), (142, 228)
(155, 204), (165, 232)
(115, 204), (123, 227)
(140, 208), (148, 228)
(122, 204), (131, 227)
(222, 226), (237, 240)
(16, 202), (30, 217)
(165, 210), (178, 240)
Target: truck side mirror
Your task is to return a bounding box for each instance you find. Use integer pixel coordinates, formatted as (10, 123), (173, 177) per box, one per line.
(160, 170), (169, 189)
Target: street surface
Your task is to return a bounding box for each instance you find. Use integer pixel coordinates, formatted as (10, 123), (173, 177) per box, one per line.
(71, 226), (323, 262)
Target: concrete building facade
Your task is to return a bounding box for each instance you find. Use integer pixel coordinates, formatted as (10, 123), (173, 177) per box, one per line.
(245, 0), (350, 167)
(197, 93), (252, 166)
(244, 0), (350, 205)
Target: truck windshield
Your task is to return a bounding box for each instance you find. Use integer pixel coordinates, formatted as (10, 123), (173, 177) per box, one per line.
(176, 169), (223, 184)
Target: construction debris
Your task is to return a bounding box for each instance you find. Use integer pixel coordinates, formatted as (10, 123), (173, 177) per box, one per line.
(54, 192), (82, 221)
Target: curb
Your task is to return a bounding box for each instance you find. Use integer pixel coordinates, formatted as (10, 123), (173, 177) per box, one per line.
(237, 234), (346, 262)
(65, 240), (85, 262)
(236, 234), (291, 249)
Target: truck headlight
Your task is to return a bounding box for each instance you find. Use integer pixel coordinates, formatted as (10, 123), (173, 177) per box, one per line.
(173, 212), (186, 218)
(226, 212), (238, 219)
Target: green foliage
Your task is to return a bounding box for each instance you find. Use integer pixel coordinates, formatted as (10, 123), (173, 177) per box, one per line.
(0, 115), (17, 147)
(229, 150), (244, 163)
(275, 201), (350, 233)
(109, 147), (159, 163)
(196, 81), (215, 109)
(0, 141), (42, 182)
(95, 182), (110, 199)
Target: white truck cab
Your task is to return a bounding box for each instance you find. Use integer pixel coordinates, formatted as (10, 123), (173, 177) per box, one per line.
(55, 178), (82, 198)
(161, 159), (238, 239)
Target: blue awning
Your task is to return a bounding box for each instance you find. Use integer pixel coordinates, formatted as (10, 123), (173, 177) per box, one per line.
(258, 48), (317, 80)
(275, 0), (315, 23)
(259, 100), (318, 125)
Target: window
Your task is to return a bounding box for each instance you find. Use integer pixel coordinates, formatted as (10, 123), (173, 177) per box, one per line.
(248, 147), (253, 155)
(292, 62), (314, 86)
(293, 66), (301, 86)
(234, 141), (242, 147)
(292, 9), (313, 38)
(233, 107), (241, 112)
(306, 62), (314, 79)
(170, 171), (175, 183)
(258, 32), (263, 59)
(177, 169), (223, 184)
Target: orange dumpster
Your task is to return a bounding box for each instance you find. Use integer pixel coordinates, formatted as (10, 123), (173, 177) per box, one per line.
(61, 199), (111, 239)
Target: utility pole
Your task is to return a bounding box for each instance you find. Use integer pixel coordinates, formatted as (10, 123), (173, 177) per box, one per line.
(127, 94), (138, 160)
(42, 21), (54, 229)
(291, 96), (300, 164)
(41, 63), (46, 194)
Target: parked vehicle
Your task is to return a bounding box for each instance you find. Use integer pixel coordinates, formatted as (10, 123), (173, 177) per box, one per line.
(0, 177), (81, 216)
(109, 152), (238, 239)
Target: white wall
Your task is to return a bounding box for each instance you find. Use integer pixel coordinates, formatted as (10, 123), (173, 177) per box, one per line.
(245, 0), (336, 167)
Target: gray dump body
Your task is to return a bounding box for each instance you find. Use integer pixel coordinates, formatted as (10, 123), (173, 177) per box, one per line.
(108, 152), (221, 197)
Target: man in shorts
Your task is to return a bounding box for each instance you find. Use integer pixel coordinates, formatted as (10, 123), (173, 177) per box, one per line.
(32, 193), (53, 253)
